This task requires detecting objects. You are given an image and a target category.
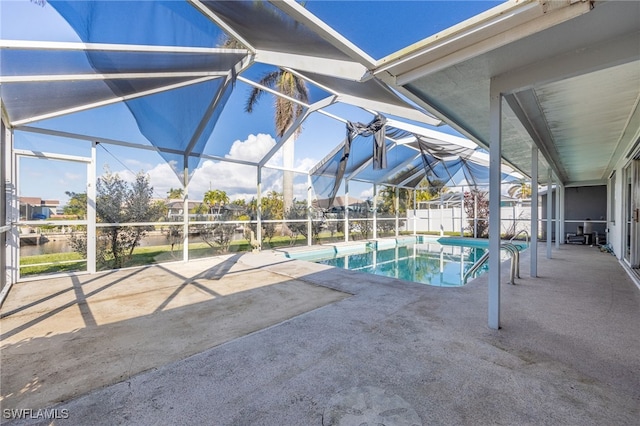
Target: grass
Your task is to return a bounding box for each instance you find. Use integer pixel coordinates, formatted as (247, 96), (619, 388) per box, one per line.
(19, 231), (416, 277)
(19, 233), (341, 276)
(19, 251), (87, 275)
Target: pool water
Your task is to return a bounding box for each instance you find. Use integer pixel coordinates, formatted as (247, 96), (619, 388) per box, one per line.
(286, 236), (524, 287)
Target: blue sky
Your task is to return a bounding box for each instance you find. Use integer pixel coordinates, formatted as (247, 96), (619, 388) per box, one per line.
(4, 0), (502, 206)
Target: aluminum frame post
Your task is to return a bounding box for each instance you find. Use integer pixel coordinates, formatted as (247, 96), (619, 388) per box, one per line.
(488, 85), (502, 330)
(547, 169), (553, 259)
(531, 147), (539, 277)
(555, 178), (560, 249)
(559, 184), (565, 244)
(257, 166), (262, 247)
(183, 157), (189, 262)
(413, 188), (417, 236)
(372, 183), (378, 239)
(2, 119), (18, 298)
(344, 180), (349, 242)
(307, 174), (312, 246)
(87, 142), (97, 273)
(395, 186), (400, 237)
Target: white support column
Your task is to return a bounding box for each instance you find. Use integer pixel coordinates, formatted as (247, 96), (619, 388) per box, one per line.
(183, 158), (189, 262)
(256, 166), (262, 247)
(344, 180), (349, 242)
(373, 184), (378, 239)
(87, 142), (97, 274)
(460, 188), (465, 237)
(555, 177), (560, 249)
(488, 85), (502, 330)
(413, 189), (417, 236)
(547, 169), (553, 259)
(559, 184), (565, 244)
(5, 124), (18, 286)
(0, 119), (6, 292)
(531, 147), (539, 277)
(439, 196), (444, 236)
(2, 120), (18, 290)
(394, 186), (399, 237)
(473, 193), (478, 238)
(307, 174), (312, 246)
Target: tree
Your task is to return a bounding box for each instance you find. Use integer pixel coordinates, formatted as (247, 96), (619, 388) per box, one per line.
(204, 189), (229, 216)
(463, 189), (489, 238)
(153, 200), (169, 219)
(221, 32), (309, 225)
(285, 201), (322, 244)
(231, 198), (246, 208)
(69, 169), (163, 269)
(508, 181), (532, 200)
(245, 69), (309, 213)
(63, 191), (87, 219)
(246, 191), (284, 244)
(376, 180), (446, 216)
(190, 203), (209, 215)
(197, 212), (237, 253)
(415, 179), (447, 202)
(167, 187), (184, 199)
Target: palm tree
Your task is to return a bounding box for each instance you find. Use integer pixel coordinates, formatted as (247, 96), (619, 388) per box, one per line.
(204, 189), (229, 216)
(415, 178), (447, 202)
(219, 33), (309, 214)
(508, 181), (532, 200)
(245, 70), (309, 213)
(167, 188), (184, 199)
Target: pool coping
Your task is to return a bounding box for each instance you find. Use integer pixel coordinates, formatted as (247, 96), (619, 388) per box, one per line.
(274, 235), (528, 261)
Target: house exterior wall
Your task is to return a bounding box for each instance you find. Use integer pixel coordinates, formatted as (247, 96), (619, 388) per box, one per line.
(608, 156), (635, 261)
(541, 186), (607, 243)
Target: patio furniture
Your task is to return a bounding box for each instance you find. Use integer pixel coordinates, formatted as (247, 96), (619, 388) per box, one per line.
(566, 226), (586, 244)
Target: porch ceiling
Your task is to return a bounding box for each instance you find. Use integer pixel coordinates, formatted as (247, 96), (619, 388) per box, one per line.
(376, 0), (640, 186)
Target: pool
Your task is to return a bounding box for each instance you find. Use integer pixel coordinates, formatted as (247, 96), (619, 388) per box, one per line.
(283, 236), (526, 287)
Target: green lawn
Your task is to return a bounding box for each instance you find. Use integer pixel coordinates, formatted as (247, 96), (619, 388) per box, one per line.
(19, 231), (427, 277)
(19, 233), (344, 276)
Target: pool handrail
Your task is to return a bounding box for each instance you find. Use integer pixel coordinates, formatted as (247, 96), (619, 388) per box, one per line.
(463, 242), (520, 285)
(510, 230), (529, 245)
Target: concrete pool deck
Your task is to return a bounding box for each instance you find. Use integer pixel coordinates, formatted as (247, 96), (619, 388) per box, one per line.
(1, 243), (639, 425)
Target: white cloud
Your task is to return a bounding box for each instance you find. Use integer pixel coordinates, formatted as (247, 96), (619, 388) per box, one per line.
(104, 134), (319, 201)
(229, 133), (279, 163)
(63, 172), (82, 181)
(295, 157), (318, 172)
(124, 158), (154, 171)
(188, 134), (283, 200)
(359, 188), (374, 199)
(103, 161), (182, 199)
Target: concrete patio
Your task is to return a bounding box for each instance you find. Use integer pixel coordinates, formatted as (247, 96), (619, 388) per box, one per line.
(1, 243), (639, 425)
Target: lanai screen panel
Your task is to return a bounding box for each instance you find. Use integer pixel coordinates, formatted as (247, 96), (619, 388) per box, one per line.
(385, 157), (425, 187)
(298, 71), (426, 109)
(354, 144), (419, 183)
(311, 125), (521, 198)
(1, 77), (203, 124)
(311, 133), (394, 201)
(39, 1), (247, 180)
(0, 45), (246, 125)
(296, 71), (439, 124)
(200, 1), (354, 60)
(50, 0), (223, 47)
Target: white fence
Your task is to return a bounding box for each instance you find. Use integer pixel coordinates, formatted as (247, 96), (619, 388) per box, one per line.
(406, 205), (531, 236)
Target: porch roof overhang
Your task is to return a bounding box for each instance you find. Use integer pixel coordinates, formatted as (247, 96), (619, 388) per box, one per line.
(374, 0), (640, 187)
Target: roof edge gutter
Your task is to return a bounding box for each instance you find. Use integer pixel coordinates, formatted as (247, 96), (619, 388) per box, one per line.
(375, 0), (593, 85)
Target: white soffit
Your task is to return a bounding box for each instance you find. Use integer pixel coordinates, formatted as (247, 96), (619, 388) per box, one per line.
(374, 0), (593, 83)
